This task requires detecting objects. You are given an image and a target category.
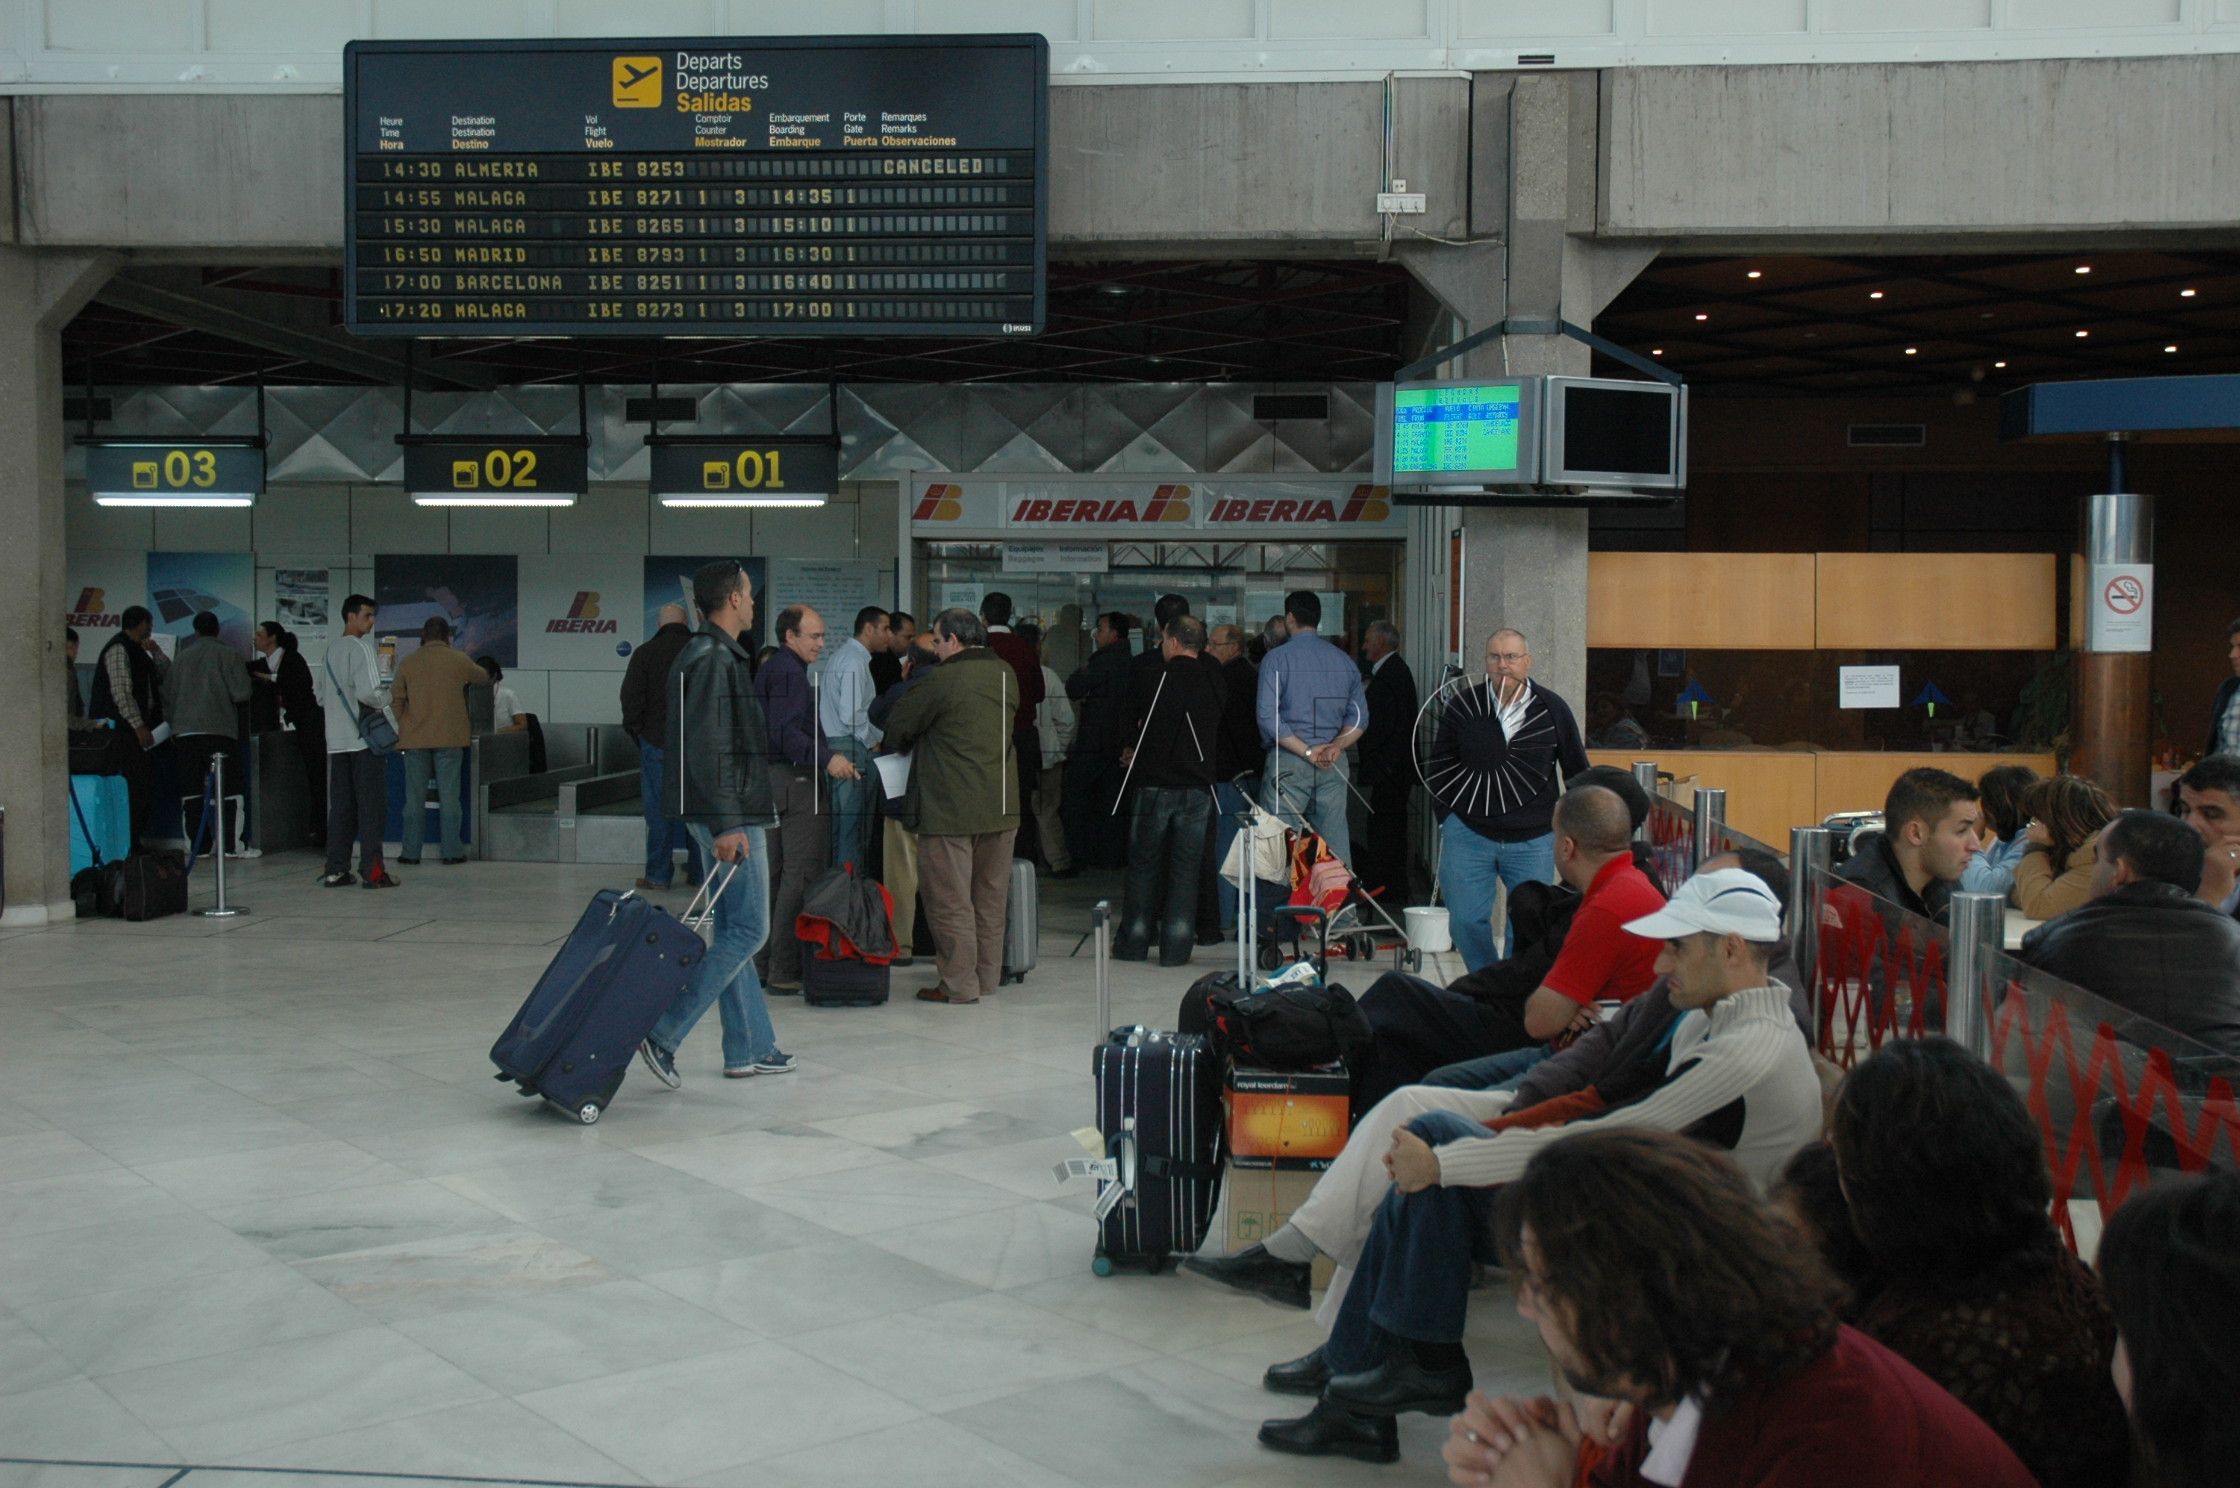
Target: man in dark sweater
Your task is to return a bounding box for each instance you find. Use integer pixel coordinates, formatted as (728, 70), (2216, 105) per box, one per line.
(1429, 629), (1589, 970)
(1209, 622), (1263, 934)
(1114, 615), (1224, 965)
(1355, 620), (1419, 907)
(620, 602), (703, 890)
(1062, 612), (1135, 869)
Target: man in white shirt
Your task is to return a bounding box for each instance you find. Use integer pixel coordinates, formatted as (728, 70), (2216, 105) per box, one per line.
(320, 594), (400, 889)
(820, 605), (888, 873)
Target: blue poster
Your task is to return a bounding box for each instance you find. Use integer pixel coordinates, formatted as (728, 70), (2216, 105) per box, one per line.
(146, 551), (255, 656)
(643, 555), (765, 656)
(374, 554), (520, 668)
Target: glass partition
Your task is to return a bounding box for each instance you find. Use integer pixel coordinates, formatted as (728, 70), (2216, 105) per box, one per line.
(1642, 794), (1694, 896)
(1807, 863), (1950, 1068)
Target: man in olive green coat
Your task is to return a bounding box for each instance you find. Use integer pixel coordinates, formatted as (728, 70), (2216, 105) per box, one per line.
(880, 607), (1022, 1004)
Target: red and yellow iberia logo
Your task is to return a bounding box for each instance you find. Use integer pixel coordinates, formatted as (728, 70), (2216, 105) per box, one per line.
(913, 483), (964, 521)
(1008, 484), (1193, 524)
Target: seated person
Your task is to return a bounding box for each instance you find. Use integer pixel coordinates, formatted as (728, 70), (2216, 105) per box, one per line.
(1437, 1129), (2036, 1488)
(2010, 774), (2116, 921)
(1349, 770), (1660, 1109)
(2174, 751), (2240, 916)
(2015, 808), (2240, 1057)
(2097, 1170), (2240, 1488)
(1958, 762), (2039, 898)
(1209, 869), (1822, 1464)
(1769, 1143), (1882, 1313)
(1833, 766), (1979, 923)
(1828, 1038), (2131, 1488)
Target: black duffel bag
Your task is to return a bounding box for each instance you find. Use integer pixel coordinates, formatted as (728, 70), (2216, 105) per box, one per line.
(105, 850), (188, 922)
(69, 726), (133, 777)
(1178, 970), (1370, 1072)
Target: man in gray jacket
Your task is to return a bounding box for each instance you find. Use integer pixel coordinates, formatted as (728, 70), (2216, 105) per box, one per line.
(165, 610), (252, 855)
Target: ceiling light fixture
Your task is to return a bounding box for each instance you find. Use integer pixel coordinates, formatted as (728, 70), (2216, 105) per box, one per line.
(1868, 291), (1885, 300)
(1904, 347), (1918, 356)
(93, 493), (256, 509)
(1693, 313), (1709, 321)
(411, 494), (577, 508)
(2074, 265), (2092, 275)
(2181, 288), (2198, 298)
(1651, 348), (1664, 356)
(1994, 360), (2008, 368)
(2075, 329), (2090, 338)
(1746, 270), (1762, 280)
(2165, 344), (2179, 353)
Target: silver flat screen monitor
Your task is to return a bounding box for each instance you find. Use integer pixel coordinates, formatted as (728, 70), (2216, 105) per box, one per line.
(1377, 377), (1542, 492)
(1541, 377), (1686, 492)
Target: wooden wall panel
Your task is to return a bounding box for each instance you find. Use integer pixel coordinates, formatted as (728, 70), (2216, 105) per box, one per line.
(1812, 752), (2060, 822)
(1586, 748), (1817, 848)
(1814, 552), (2057, 650)
(1587, 552), (1817, 650)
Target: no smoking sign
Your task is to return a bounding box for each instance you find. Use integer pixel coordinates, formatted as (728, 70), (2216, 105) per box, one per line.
(2090, 563), (2154, 653)
(2103, 574), (2145, 615)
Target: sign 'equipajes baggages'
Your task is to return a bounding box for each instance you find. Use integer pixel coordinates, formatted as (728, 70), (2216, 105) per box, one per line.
(1000, 856), (1037, 985)
(489, 870), (727, 1124)
(1089, 899), (1223, 1275)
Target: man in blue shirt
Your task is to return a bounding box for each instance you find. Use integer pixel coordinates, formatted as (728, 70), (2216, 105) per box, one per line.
(1257, 590), (1369, 863)
(819, 605), (888, 874)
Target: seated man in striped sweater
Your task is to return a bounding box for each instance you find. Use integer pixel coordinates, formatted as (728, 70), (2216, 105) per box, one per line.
(1238, 867), (1825, 1465)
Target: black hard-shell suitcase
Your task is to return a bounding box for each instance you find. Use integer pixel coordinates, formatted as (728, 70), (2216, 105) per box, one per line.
(1087, 901), (1223, 1274)
(489, 876), (718, 1123)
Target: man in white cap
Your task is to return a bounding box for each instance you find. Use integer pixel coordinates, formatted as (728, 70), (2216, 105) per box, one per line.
(1235, 865), (1824, 1466)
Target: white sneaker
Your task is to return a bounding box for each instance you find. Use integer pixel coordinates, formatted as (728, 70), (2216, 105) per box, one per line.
(225, 846), (263, 859)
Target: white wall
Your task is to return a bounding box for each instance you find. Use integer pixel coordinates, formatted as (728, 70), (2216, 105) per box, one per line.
(66, 478), (901, 724)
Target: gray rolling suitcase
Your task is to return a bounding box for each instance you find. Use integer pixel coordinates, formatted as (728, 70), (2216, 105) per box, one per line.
(1001, 857), (1038, 985)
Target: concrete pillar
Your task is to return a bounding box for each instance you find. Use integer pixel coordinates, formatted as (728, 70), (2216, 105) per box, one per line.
(1397, 72), (1657, 710)
(0, 248), (118, 925)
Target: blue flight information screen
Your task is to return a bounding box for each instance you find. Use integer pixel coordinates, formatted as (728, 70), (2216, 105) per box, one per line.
(1391, 383), (1524, 474)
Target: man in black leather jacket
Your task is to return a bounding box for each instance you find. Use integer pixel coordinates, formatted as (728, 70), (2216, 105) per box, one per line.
(638, 561), (792, 1088)
(2017, 809), (2240, 1058)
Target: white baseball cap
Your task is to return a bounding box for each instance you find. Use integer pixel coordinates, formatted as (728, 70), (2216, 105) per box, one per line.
(1622, 867), (1784, 943)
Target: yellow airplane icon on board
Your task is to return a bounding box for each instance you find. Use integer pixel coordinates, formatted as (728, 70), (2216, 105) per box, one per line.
(612, 57), (662, 108)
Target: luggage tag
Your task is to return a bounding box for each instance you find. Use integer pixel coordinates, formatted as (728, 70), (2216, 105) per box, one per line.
(1053, 1156), (1120, 1185)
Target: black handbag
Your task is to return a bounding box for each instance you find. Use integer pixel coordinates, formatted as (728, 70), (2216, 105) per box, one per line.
(69, 725), (132, 776)
(1178, 972), (1370, 1072)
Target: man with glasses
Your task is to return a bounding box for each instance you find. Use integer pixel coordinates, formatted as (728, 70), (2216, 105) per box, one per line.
(1431, 628), (1590, 969)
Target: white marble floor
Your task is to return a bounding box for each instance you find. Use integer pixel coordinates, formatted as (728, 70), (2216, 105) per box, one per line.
(0, 853), (1544, 1488)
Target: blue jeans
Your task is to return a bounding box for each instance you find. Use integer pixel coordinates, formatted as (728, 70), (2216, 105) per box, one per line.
(1212, 779), (1254, 931)
(1439, 818), (1555, 970)
(1325, 1111), (1502, 1373)
(828, 737), (873, 874)
(637, 742), (708, 886)
(401, 747), (463, 860)
(650, 824), (775, 1070)
(1420, 1043), (1551, 1092)
(1263, 747), (1352, 863)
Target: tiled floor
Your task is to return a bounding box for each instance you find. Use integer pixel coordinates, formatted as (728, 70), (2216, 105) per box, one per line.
(0, 853), (1544, 1487)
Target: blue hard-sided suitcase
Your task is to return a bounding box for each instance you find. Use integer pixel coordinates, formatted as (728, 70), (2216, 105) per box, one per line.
(490, 875), (722, 1123)
(68, 774), (131, 878)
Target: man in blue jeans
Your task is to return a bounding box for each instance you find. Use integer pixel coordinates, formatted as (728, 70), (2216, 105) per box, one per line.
(1431, 628), (1589, 969)
(619, 603), (706, 891)
(1257, 590), (1368, 863)
(636, 561), (794, 1084)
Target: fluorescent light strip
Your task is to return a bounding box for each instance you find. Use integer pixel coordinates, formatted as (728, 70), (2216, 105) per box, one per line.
(412, 493), (579, 507)
(93, 494), (256, 508)
(658, 496), (829, 509)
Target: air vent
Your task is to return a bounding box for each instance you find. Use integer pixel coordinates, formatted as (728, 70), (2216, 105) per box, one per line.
(625, 396), (699, 425)
(1847, 423), (1927, 448)
(64, 397), (114, 424)
(1253, 394), (1328, 421)
(1517, 53), (1556, 66)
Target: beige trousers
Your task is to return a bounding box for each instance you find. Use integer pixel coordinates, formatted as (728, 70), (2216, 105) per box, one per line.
(917, 828), (1018, 1000)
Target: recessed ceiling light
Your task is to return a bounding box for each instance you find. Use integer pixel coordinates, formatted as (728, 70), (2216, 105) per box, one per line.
(1694, 313), (1709, 321)
(1651, 348), (1664, 356)
(2074, 265), (2092, 275)
(1868, 291), (1885, 300)
(2165, 344), (2179, 353)
(1994, 360), (2008, 368)
(2180, 288), (2198, 298)
(1746, 270), (1762, 280)
(2075, 329), (2090, 338)
(1904, 347), (1918, 356)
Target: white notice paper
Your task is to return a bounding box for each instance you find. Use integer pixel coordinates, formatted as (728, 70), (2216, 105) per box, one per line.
(873, 752), (913, 803)
(1839, 665), (1901, 709)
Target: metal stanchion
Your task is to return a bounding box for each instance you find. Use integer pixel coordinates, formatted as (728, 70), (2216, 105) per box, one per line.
(1630, 760), (1659, 844)
(1945, 891), (2004, 1060)
(1787, 826), (1832, 1038)
(1692, 787), (1727, 873)
(197, 754), (247, 919)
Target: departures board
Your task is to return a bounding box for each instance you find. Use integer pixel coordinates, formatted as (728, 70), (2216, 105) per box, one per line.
(343, 35), (1048, 338)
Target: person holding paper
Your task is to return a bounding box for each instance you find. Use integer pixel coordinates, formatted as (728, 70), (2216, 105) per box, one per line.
(89, 604), (173, 849)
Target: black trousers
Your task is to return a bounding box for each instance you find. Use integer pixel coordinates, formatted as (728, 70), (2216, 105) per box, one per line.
(175, 734), (237, 853)
(1117, 785), (1214, 966)
(1349, 969), (1537, 1112)
(1061, 753), (1128, 869)
(292, 724), (328, 846)
(1356, 777), (1415, 907)
(758, 768), (828, 983)
(325, 750), (388, 876)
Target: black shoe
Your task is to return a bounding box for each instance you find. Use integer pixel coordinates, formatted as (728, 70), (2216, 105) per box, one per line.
(1323, 1352), (1473, 1419)
(395, 857), (422, 866)
(320, 871), (356, 888)
(1112, 940), (1150, 963)
(1257, 1402), (1399, 1464)
(891, 955), (915, 968)
(1182, 1245), (1311, 1309)
(1263, 1346), (1331, 1396)
(442, 857), (468, 866)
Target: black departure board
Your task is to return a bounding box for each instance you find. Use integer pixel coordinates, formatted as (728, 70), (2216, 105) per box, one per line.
(343, 35), (1048, 338)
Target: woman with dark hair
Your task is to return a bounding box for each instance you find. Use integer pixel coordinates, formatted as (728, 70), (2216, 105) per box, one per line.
(1829, 1038), (2130, 1488)
(2012, 774), (2116, 920)
(2098, 1171), (2240, 1488)
(1961, 762), (2040, 898)
(250, 618), (325, 845)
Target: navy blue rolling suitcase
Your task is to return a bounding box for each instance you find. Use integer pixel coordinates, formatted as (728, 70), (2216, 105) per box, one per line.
(490, 880), (715, 1124)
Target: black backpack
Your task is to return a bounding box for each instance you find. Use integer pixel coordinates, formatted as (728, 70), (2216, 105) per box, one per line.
(1178, 971), (1370, 1072)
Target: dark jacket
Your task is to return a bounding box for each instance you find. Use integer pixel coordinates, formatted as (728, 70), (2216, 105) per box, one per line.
(665, 623), (778, 832)
(250, 647), (320, 735)
(1836, 830), (1952, 923)
(620, 621), (693, 749)
(1430, 681), (1588, 842)
(985, 625), (1045, 735)
(1215, 654), (1260, 779)
(2016, 880), (2240, 1056)
(881, 647), (1021, 837)
(2208, 675), (2240, 759)
(1066, 639), (1134, 762)
(1123, 652), (1224, 790)
(1359, 652), (1418, 793)
(754, 644), (831, 773)
(90, 633), (166, 731)
(869, 649), (903, 697)
(868, 649), (936, 733)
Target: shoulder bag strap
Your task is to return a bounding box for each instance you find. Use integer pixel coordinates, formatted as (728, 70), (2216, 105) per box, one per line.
(324, 645), (368, 744)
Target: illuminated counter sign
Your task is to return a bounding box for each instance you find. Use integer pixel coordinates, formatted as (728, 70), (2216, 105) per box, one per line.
(1389, 380), (1538, 487)
(343, 35), (1048, 338)
(86, 441), (266, 507)
(402, 436), (589, 507)
(648, 435), (838, 508)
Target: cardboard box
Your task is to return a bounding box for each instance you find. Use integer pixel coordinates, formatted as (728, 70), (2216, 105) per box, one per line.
(1226, 1064), (1351, 1169)
(1226, 1160), (1338, 1290)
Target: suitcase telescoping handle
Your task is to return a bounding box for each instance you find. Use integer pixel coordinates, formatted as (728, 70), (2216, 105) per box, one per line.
(1093, 898), (1111, 1034)
(1270, 902), (1330, 969)
(680, 858), (742, 933)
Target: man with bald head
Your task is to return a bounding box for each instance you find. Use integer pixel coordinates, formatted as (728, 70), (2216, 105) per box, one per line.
(621, 601), (706, 890)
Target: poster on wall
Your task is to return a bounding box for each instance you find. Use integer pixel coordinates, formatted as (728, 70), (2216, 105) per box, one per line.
(374, 554), (519, 667)
(643, 556), (766, 657)
(274, 569), (332, 642)
(147, 551), (255, 655)
(769, 559), (887, 634)
(518, 555), (646, 672)
(65, 549), (147, 657)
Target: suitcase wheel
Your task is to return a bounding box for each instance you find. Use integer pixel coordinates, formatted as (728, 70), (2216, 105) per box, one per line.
(1092, 1253), (1114, 1278)
(574, 1101), (602, 1126)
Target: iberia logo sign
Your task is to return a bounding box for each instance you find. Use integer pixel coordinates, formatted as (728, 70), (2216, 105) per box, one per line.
(547, 591), (618, 634)
(1206, 484), (1391, 525)
(912, 483), (965, 522)
(68, 587), (121, 627)
(1009, 484), (1194, 525)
